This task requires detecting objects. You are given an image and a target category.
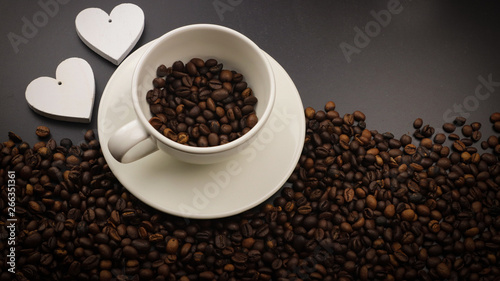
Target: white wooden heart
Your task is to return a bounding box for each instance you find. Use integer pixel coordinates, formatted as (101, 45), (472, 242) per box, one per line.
(25, 57), (95, 123)
(75, 3), (145, 65)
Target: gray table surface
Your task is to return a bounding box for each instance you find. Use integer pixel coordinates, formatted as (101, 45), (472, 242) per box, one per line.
(1, 0), (499, 146)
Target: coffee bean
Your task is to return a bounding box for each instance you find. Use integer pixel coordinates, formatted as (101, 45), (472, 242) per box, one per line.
(166, 238), (179, 254)
(231, 252), (248, 264)
(198, 271), (215, 280)
(8, 131), (22, 143)
(82, 255), (99, 270)
(462, 125), (473, 137)
(218, 70), (233, 82)
(394, 250), (409, 263)
(182, 76), (193, 88)
(153, 77), (166, 88)
(400, 134), (412, 146)
(454, 116), (466, 126)
(401, 209), (416, 221)
(443, 122), (456, 133)
(149, 117), (163, 130)
(366, 195), (377, 210)
(241, 223), (253, 237)
(130, 239), (150, 253)
(177, 132), (189, 144)
(156, 64), (168, 76)
(187, 58), (203, 69)
(340, 222), (353, 233)
(123, 245), (138, 259)
(246, 113), (258, 128)
(215, 234), (228, 249)
(24, 232), (42, 248)
(170, 60), (185, 71)
(243, 96), (258, 106)
(470, 121), (481, 131)
(297, 204), (312, 215)
(97, 244), (112, 259)
(305, 107), (316, 120)
(353, 110), (366, 121)
(490, 112), (500, 122)
(436, 262), (451, 279)
(428, 220), (440, 233)
(487, 136), (498, 148)
(453, 140), (466, 152)
(208, 79), (222, 90)
(433, 133), (446, 144)
(344, 187), (354, 202)
(175, 86), (191, 97)
(472, 130), (482, 142)
(343, 113), (354, 126)
(183, 61), (196, 76)
(384, 204), (396, 218)
(207, 133), (219, 146)
(494, 121), (500, 133)
(413, 118), (423, 129)
(211, 88), (229, 101)
(421, 124), (435, 137)
(36, 126), (50, 138)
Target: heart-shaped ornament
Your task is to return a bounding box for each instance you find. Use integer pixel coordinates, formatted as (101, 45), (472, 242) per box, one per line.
(25, 57), (95, 123)
(75, 3), (145, 65)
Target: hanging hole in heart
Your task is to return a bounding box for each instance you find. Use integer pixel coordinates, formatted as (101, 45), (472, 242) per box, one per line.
(58, 81), (62, 85)
(108, 19), (112, 23)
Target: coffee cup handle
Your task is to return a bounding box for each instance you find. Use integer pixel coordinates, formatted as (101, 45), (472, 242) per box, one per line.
(108, 119), (158, 163)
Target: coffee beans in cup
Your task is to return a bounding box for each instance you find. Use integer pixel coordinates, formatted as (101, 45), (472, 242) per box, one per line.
(145, 58), (258, 147)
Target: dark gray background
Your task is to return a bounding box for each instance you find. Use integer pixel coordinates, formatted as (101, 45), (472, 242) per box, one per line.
(1, 0), (499, 146)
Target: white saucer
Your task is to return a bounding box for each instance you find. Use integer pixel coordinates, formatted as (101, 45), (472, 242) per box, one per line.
(97, 41), (305, 219)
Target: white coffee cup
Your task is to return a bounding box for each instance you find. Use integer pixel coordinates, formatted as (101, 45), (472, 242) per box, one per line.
(108, 24), (276, 164)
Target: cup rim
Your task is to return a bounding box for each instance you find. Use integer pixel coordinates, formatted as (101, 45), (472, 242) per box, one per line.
(132, 24), (276, 155)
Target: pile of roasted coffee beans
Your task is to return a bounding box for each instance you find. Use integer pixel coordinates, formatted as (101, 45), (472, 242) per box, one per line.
(0, 103), (499, 281)
(146, 58), (259, 147)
